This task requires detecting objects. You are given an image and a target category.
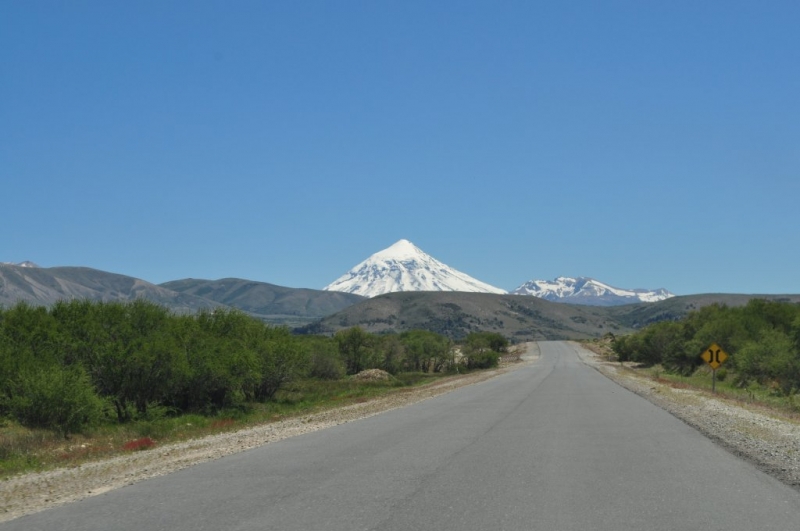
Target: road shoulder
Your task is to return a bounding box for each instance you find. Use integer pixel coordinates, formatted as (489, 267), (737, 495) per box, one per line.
(575, 342), (800, 492)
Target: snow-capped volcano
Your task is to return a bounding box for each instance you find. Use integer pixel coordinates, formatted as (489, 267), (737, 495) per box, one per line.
(324, 239), (507, 298)
(512, 277), (674, 306)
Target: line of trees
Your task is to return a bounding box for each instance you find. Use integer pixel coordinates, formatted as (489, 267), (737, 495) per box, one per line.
(611, 299), (800, 394)
(0, 300), (509, 437)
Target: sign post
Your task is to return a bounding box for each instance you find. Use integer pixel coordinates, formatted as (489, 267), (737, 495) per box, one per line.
(700, 343), (729, 393)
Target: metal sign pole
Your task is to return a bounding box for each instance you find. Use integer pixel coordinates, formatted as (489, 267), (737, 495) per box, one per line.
(712, 368), (716, 394)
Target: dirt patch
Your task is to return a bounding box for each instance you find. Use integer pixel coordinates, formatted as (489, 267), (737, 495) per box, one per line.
(352, 369), (392, 381)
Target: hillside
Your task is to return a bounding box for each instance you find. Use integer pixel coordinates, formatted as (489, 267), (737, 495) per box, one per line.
(307, 292), (800, 341)
(161, 278), (365, 325)
(308, 292), (634, 341)
(606, 293), (800, 329)
(0, 264), (218, 313)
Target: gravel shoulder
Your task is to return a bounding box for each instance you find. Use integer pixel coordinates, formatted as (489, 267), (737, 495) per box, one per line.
(0, 344), (539, 523)
(577, 343), (800, 491)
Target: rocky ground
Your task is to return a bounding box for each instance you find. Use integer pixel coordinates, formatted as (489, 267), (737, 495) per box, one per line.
(2, 341), (799, 523)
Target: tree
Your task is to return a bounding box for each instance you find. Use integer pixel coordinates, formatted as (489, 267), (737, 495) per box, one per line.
(642, 321), (689, 372)
(303, 336), (345, 380)
(375, 334), (405, 374)
(182, 309), (260, 411)
(400, 330), (450, 372)
(252, 325), (309, 400)
(335, 327), (374, 375)
(0, 301), (62, 367)
(736, 328), (798, 394)
(61, 300), (189, 421)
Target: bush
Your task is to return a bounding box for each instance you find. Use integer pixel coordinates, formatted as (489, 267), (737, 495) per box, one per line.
(612, 334), (643, 362)
(10, 366), (104, 438)
(736, 328), (799, 394)
(465, 350), (499, 369)
(461, 332), (505, 370)
(307, 339), (346, 380)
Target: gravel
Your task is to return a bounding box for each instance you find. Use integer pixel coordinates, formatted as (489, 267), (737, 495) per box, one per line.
(3, 341), (799, 523)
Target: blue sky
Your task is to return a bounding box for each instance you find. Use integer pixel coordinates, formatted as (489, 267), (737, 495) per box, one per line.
(2, 1), (798, 295)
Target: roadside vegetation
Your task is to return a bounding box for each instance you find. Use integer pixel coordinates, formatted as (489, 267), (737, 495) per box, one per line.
(600, 299), (800, 412)
(0, 299), (509, 477)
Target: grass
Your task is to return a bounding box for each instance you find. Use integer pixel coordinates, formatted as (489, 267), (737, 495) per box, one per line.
(637, 364), (800, 417)
(0, 372), (449, 479)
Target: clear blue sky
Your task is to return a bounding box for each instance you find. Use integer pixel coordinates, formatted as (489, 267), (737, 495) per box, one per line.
(2, 1), (798, 295)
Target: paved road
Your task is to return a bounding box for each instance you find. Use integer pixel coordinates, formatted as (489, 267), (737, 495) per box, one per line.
(5, 341), (800, 530)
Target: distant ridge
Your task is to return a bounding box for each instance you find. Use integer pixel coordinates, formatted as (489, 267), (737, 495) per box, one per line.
(324, 239), (506, 297)
(311, 292), (800, 340)
(0, 263), (218, 313)
(161, 278), (364, 323)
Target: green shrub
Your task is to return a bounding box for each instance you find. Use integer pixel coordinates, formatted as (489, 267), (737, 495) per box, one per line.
(10, 366), (104, 438)
(465, 350), (499, 369)
(308, 341), (346, 380)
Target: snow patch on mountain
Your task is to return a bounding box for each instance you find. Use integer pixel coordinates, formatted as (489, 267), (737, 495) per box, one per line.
(513, 276), (674, 306)
(1, 261), (40, 268)
(324, 239), (507, 298)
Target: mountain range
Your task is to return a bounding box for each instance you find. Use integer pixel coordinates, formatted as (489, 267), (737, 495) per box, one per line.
(7, 239), (797, 341)
(324, 239), (673, 305)
(3, 241), (673, 309)
(2, 261), (799, 341)
(0, 263), (361, 327)
(512, 276), (673, 306)
(0, 263), (217, 313)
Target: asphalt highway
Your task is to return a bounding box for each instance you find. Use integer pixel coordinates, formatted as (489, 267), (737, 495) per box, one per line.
(5, 341), (800, 530)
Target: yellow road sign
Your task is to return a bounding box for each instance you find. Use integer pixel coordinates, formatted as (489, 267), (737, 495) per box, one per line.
(701, 343), (728, 370)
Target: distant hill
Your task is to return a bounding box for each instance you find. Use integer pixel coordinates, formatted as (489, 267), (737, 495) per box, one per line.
(161, 278), (365, 325)
(306, 291), (800, 341)
(606, 293), (800, 329)
(0, 265), (363, 326)
(0, 263), (219, 313)
(306, 291), (634, 341)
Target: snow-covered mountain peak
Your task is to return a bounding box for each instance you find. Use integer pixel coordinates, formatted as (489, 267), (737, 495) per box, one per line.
(373, 239), (422, 261)
(324, 240), (507, 298)
(513, 276), (674, 306)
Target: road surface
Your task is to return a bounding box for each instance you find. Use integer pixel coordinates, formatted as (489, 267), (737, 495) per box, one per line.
(4, 341), (800, 530)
